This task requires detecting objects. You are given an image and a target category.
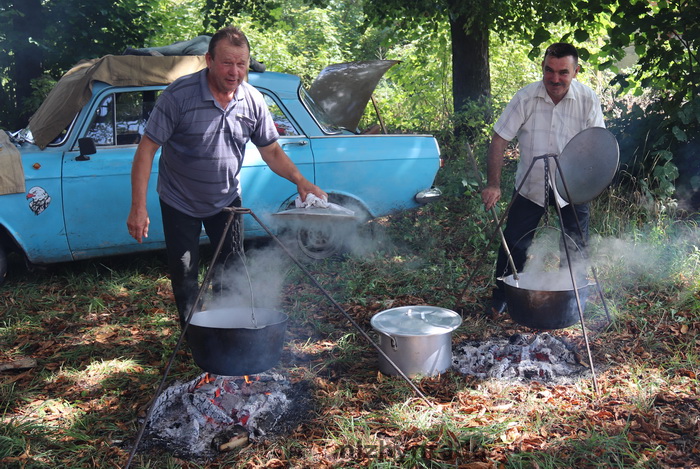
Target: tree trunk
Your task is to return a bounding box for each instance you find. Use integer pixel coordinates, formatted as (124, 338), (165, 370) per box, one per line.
(10, 0), (44, 128)
(449, 12), (491, 111)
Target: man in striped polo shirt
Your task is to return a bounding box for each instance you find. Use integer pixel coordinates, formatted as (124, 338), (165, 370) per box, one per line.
(127, 26), (326, 326)
(481, 42), (605, 317)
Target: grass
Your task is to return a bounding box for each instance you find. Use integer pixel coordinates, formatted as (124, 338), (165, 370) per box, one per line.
(1, 158), (700, 468)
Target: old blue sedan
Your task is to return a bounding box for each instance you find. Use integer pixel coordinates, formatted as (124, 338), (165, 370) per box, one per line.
(0, 55), (442, 284)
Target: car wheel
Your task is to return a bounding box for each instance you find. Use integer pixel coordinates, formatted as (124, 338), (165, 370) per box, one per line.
(280, 195), (370, 261)
(295, 223), (346, 260)
(0, 244), (7, 286)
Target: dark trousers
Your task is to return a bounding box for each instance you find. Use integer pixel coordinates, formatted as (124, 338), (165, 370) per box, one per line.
(160, 198), (244, 326)
(493, 191), (589, 300)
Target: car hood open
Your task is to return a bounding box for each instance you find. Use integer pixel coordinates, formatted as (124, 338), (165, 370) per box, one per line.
(307, 60), (399, 131)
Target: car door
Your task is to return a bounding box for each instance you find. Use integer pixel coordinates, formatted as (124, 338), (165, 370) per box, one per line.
(238, 92), (315, 237)
(62, 87), (166, 259)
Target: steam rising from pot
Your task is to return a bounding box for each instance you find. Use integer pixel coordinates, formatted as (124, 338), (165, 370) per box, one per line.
(208, 244), (292, 312)
(515, 224), (700, 294)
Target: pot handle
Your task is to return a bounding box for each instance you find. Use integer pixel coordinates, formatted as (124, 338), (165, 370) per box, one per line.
(377, 330), (398, 350)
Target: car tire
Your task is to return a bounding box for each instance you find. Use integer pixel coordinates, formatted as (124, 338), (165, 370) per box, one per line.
(295, 222), (346, 260)
(282, 195), (370, 261)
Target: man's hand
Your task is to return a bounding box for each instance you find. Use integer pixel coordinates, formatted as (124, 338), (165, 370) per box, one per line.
(482, 133), (508, 211)
(482, 185), (502, 211)
(297, 180), (327, 203)
(126, 207), (150, 243)
(128, 135), (159, 243)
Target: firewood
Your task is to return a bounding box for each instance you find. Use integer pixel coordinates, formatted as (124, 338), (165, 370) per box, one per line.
(0, 357), (37, 372)
(219, 433), (249, 452)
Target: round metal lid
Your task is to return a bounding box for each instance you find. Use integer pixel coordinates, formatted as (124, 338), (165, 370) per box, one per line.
(555, 127), (619, 204)
(370, 306), (462, 336)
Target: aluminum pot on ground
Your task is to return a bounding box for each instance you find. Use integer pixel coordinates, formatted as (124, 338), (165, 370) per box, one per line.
(370, 306), (462, 378)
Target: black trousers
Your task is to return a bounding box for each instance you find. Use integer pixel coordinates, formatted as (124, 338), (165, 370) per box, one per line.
(160, 198), (244, 326)
(493, 191), (589, 300)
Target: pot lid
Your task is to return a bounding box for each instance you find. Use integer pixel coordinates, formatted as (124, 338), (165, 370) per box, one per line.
(555, 127), (619, 204)
(272, 207), (359, 221)
(370, 306), (462, 336)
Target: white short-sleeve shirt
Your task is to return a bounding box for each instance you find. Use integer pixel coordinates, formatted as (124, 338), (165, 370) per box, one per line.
(493, 79), (605, 206)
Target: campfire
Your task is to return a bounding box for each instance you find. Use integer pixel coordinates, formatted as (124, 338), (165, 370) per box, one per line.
(139, 371), (307, 460)
(452, 332), (589, 383)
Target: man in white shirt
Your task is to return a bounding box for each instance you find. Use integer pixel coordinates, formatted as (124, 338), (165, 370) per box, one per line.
(481, 42), (605, 316)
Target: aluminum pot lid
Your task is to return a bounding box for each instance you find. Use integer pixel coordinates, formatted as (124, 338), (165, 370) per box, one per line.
(370, 306), (462, 336)
(555, 127), (619, 204)
(272, 207), (358, 221)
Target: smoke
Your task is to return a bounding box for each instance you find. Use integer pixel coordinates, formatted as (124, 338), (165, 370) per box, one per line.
(517, 229), (590, 291)
(517, 225), (700, 291)
(270, 213), (395, 260)
(586, 231), (693, 287)
(204, 216), (396, 313)
(207, 243), (293, 312)
(343, 220), (395, 257)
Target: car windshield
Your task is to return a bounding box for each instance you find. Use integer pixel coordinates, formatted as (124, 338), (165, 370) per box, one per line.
(299, 87), (342, 135)
(46, 114), (78, 146)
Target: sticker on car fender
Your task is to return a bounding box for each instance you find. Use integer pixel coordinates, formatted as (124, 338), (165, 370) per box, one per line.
(26, 186), (51, 215)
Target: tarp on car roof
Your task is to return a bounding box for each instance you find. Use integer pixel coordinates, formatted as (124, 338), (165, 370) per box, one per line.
(28, 55), (207, 149)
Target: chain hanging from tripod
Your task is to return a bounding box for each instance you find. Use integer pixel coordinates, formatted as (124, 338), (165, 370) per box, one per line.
(542, 156), (550, 225)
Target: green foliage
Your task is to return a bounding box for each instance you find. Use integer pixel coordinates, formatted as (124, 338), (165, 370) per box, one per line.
(561, 0), (700, 206)
(0, 0), (176, 128)
(23, 74), (57, 114)
(238, 5), (346, 82)
(147, 0), (207, 46)
(360, 23), (452, 133)
(202, 0), (283, 31)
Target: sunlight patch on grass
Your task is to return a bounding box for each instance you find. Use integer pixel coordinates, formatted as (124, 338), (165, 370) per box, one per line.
(385, 401), (447, 431)
(50, 357), (143, 391)
(6, 397), (83, 428)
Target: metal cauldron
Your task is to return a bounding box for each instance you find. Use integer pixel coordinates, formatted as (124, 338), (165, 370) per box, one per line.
(186, 307), (288, 376)
(501, 272), (590, 330)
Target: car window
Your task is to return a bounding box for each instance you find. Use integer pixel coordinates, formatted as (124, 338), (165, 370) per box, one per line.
(85, 90), (160, 146)
(299, 87), (341, 134)
(263, 94), (299, 136)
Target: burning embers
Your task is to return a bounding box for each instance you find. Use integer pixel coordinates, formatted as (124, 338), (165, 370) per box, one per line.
(452, 333), (587, 382)
(141, 371), (293, 460)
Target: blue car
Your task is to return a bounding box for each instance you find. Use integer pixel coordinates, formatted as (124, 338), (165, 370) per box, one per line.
(0, 55), (442, 284)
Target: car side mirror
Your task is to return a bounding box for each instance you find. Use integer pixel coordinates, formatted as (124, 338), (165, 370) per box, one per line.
(76, 137), (97, 161)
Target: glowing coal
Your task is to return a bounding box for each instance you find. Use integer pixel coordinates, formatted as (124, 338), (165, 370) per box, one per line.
(452, 333), (587, 382)
(140, 372), (294, 460)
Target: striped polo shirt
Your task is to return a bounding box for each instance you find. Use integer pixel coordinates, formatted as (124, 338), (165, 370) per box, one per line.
(494, 79), (605, 207)
(145, 68), (279, 217)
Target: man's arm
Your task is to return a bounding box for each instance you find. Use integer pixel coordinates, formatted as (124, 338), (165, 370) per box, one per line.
(481, 132), (509, 211)
(257, 141), (327, 201)
(127, 135), (161, 243)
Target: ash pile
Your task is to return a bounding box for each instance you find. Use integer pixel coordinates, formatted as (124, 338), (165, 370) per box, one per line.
(452, 333), (589, 383)
(138, 371), (310, 460)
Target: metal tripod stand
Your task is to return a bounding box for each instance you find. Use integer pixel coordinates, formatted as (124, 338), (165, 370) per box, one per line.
(457, 143), (613, 394)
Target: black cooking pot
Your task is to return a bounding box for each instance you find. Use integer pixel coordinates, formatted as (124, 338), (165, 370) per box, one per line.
(186, 307), (288, 376)
(502, 271), (590, 330)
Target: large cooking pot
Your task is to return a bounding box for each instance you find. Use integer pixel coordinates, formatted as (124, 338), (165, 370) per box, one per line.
(502, 271), (590, 330)
(186, 307), (288, 376)
(370, 306), (462, 378)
